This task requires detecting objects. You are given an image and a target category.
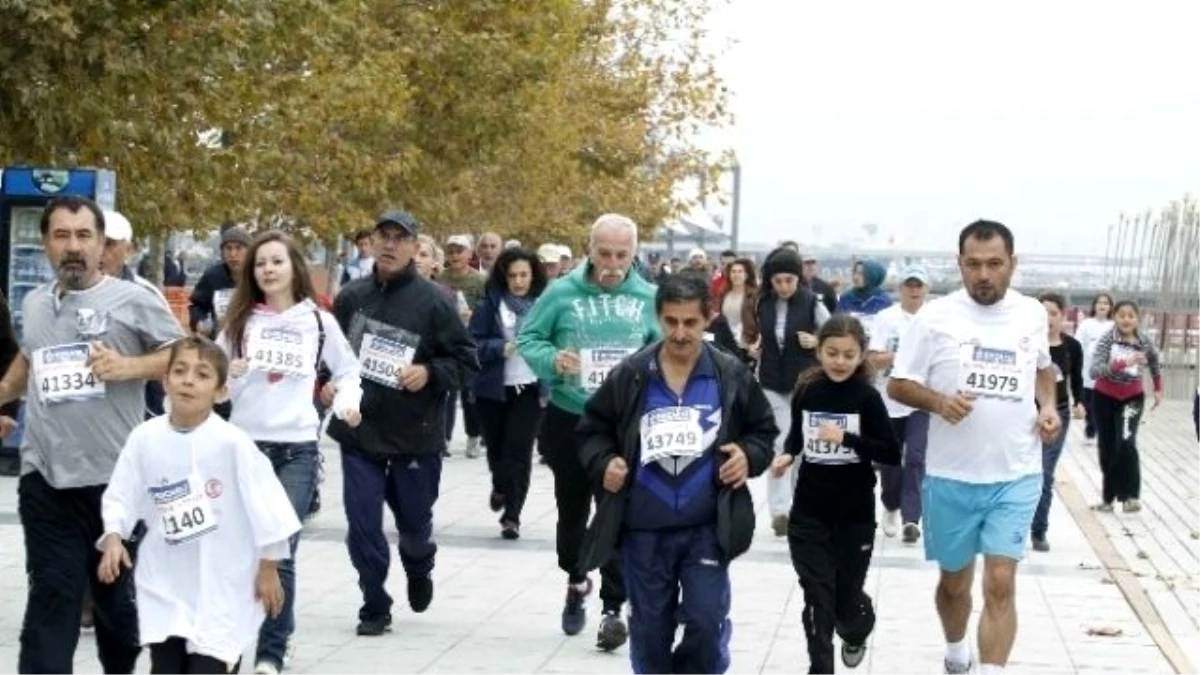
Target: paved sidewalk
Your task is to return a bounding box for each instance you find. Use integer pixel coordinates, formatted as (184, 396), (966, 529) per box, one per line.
(0, 406), (1193, 673)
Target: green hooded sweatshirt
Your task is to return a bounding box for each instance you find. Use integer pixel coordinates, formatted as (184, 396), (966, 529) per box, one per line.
(516, 261), (661, 415)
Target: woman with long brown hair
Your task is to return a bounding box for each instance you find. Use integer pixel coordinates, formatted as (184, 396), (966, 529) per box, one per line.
(218, 230), (363, 674)
(708, 258), (760, 365)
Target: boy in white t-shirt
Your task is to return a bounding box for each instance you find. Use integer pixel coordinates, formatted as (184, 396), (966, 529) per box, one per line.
(867, 264), (931, 543)
(97, 336), (301, 674)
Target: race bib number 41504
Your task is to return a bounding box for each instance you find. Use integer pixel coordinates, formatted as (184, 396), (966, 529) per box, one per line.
(360, 333), (415, 388)
(33, 343), (105, 404)
(801, 411), (861, 465)
(958, 344), (1024, 401)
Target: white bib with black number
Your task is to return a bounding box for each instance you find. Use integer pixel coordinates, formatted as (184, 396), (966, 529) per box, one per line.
(213, 289), (233, 322)
(958, 343), (1026, 402)
(801, 411), (862, 465)
(360, 333), (415, 388)
(579, 347), (634, 392)
(639, 406), (705, 465)
(149, 475), (218, 545)
(246, 325), (313, 378)
(33, 343), (105, 403)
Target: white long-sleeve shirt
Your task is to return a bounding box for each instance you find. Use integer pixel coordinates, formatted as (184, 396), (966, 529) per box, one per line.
(1075, 317), (1114, 389)
(218, 299), (362, 442)
(100, 415), (301, 664)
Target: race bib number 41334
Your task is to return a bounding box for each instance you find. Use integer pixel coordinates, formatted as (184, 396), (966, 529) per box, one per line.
(958, 344), (1024, 401)
(33, 343), (105, 404)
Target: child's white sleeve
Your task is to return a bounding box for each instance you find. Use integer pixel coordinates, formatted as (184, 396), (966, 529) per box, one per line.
(97, 433), (144, 549)
(236, 433), (302, 558)
(323, 312), (363, 416)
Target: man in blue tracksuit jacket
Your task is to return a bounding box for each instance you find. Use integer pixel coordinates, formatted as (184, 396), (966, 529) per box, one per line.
(576, 274), (778, 674)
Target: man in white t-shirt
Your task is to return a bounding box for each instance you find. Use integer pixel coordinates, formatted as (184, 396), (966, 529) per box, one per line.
(867, 263), (931, 543)
(888, 221), (1061, 675)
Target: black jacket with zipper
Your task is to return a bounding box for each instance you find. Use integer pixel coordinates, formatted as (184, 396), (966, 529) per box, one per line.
(756, 290), (820, 394)
(575, 342), (779, 570)
(327, 262), (479, 458)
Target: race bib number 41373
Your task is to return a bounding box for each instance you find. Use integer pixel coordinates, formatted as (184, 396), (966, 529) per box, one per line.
(801, 411), (861, 465)
(958, 344), (1024, 401)
(33, 343), (105, 404)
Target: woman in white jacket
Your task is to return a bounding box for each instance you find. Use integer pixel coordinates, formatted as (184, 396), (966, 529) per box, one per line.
(1074, 293), (1114, 446)
(218, 231), (362, 675)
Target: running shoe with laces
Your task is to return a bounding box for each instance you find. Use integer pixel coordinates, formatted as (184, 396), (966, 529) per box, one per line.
(771, 514), (789, 537)
(356, 613), (393, 636)
(883, 509), (899, 537)
(253, 662), (280, 675)
(562, 578), (592, 636)
(596, 610), (628, 652)
(902, 522), (921, 544)
(841, 642), (867, 669)
(1123, 499), (1142, 513)
(944, 657), (973, 674)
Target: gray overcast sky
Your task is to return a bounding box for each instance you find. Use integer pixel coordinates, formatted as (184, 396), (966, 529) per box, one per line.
(705, 0), (1200, 254)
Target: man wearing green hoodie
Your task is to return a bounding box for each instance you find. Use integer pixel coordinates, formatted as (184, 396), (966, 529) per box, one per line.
(517, 213), (661, 651)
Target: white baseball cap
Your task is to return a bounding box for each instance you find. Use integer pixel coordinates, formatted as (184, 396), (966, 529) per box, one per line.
(557, 245), (572, 259)
(446, 234), (472, 249)
(103, 211), (133, 243)
(537, 244), (560, 263)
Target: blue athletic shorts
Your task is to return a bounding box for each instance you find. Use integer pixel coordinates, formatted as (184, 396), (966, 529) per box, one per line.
(922, 473), (1041, 572)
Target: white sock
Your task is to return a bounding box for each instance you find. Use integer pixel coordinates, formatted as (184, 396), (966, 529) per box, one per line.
(945, 638), (970, 664)
(979, 665), (1004, 674)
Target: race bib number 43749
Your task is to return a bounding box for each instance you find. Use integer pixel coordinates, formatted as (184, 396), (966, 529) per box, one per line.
(33, 343), (105, 404)
(639, 407), (705, 465)
(958, 344), (1024, 401)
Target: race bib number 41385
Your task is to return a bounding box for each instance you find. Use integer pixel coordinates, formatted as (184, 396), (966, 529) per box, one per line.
(33, 343), (105, 404)
(246, 326), (313, 378)
(958, 344), (1024, 401)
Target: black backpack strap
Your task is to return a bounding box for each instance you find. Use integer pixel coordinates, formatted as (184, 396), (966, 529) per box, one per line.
(313, 309), (326, 370)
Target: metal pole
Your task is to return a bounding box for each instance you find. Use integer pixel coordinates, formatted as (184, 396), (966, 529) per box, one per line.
(730, 163), (742, 253)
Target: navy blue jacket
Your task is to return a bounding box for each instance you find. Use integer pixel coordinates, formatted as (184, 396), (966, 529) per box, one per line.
(468, 287), (549, 403)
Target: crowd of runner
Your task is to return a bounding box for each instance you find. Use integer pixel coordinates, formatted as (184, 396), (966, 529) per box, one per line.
(0, 196), (1167, 674)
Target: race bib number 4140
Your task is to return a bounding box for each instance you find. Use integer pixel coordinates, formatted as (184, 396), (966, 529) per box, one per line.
(958, 344), (1024, 401)
(148, 476), (218, 545)
(33, 343), (105, 404)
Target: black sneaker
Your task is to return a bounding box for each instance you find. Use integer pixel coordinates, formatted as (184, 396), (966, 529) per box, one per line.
(501, 520), (520, 540)
(562, 578), (592, 636)
(841, 642), (866, 668)
(489, 491), (506, 513)
(902, 522), (921, 544)
(596, 610), (628, 652)
(408, 574), (434, 613)
(1031, 535), (1050, 552)
(356, 614), (392, 636)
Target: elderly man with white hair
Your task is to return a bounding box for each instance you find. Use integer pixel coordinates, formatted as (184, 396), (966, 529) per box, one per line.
(517, 214), (661, 651)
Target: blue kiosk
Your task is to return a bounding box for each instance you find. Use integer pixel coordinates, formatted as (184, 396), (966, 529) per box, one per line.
(0, 166), (117, 475)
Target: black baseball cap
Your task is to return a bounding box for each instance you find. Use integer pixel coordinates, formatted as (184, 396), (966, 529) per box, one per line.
(374, 209), (420, 236)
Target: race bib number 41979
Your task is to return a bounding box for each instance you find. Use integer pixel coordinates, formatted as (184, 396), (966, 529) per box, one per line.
(33, 343), (105, 404)
(958, 344), (1024, 401)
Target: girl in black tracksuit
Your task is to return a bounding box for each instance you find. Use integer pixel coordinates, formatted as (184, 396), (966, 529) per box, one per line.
(771, 314), (900, 674)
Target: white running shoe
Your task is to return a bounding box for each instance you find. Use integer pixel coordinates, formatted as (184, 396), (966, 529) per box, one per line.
(883, 509), (899, 537)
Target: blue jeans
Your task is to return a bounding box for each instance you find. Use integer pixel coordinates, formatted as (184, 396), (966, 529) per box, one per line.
(254, 440), (319, 668)
(1032, 407), (1071, 539)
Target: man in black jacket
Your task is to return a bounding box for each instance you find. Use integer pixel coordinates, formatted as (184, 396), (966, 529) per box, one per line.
(324, 209), (479, 636)
(188, 225), (250, 337)
(575, 274), (778, 674)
